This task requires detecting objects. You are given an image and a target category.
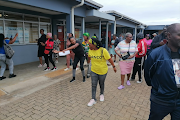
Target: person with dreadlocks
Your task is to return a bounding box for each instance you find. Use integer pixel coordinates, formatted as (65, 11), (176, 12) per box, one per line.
(87, 38), (117, 107)
(54, 37), (86, 82)
(82, 33), (91, 78)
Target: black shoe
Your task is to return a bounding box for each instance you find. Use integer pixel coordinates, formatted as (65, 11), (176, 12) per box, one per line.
(0, 76), (6, 80)
(9, 74), (16, 78)
(83, 76), (86, 82)
(114, 60), (116, 63)
(70, 77), (75, 82)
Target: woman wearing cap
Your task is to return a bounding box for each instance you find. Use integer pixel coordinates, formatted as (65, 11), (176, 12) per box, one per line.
(115, 33), (138, 90)
(54, 37), (86, 82)
(82, 33), (91, 78)
(144, 34), (152, 55)
(40, 33), (56, 71)
(87, 38), (117, 107)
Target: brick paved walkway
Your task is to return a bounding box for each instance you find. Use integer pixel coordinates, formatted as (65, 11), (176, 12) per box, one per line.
(0, 67), (170, 120)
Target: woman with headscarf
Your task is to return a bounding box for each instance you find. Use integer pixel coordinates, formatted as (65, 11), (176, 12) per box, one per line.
(40, 33), (56, 71)
(54, 37), (86, 82)
(87, 38), (117, 107)
(115, 33), (138, 90)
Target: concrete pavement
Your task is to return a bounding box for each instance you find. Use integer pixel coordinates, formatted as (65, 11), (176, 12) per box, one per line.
(0, 65), (170, 120)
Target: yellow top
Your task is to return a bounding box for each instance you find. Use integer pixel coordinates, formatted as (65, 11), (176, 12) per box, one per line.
(88, 48), (111, 75)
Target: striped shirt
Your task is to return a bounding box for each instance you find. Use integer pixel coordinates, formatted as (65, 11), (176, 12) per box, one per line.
(115, 40), (138, 61)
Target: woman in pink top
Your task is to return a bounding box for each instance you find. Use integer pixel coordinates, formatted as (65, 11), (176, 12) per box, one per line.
(144, 34), (152, 55)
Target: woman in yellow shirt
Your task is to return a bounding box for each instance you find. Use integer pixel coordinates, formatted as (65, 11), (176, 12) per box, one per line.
(87, 38), (117, 107)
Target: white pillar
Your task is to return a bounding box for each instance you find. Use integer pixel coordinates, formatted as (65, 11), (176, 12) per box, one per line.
(106, 22), (109, 49)
(81, 17), (85, 41)
(99, 19), (101, 41)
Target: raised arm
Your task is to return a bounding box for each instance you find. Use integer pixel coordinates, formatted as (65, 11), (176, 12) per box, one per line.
(9, 33), (18, 44)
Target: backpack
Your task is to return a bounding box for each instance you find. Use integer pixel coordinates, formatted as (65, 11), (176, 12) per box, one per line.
(4, 41), (15, 59)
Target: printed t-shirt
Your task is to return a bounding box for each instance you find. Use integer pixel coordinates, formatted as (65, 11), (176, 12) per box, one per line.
(88, 48), (111, 75)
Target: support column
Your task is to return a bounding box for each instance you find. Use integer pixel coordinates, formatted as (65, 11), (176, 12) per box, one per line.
(99, 19), (101, 41)
(106, 22), (109, 49)
(133, 27), (137, 41)
(66, 14), (72, 34)
(111, 23), (114, 37)
(81, 17), (85, 41)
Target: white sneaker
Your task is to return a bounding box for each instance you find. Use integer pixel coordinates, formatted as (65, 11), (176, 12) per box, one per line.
(38, 64), (43, 68)
(100, 94), (104, 102)
(55, 60), (58, 64)
(64, 68), (70, 71)
(137, 79), (142, 83)
(43, 63), (47, 67)
(76, 68), (79, 71)
(87, 99), (96, 107)
(44, 68), (50, 71)
(51, 67), (57, 71)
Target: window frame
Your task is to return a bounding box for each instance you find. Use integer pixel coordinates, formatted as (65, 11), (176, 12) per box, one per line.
(0, 10), (52, 45)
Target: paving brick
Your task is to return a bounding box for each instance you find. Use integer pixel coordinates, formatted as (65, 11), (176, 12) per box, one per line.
(0, 67), (171, 120)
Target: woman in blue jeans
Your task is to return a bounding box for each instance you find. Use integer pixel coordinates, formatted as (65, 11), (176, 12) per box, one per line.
(0, 33), (18, 80)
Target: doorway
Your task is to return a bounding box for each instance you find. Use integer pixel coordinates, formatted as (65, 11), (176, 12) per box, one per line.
(57, 26), (65, 51)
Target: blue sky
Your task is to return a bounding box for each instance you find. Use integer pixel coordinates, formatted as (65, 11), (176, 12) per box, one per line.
(95, 0), (180, 25)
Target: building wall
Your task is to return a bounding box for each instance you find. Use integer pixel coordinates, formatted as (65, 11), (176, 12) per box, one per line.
(11, 44), (39, 65)
(86, 28), (99, 38)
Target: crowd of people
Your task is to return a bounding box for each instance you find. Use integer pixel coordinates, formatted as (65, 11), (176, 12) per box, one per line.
(0, 22), (179, 119)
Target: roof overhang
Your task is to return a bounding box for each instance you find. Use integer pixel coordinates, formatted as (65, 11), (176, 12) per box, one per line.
(103, 10), (146, 26)
(76, 0), (103, 9)
(86, 9), (115, 22)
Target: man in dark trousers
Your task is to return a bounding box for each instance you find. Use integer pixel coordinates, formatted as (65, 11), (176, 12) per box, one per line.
(144, 23), (180, 120)
(37, 29), (46, 67)
(151, 27), (168, 49)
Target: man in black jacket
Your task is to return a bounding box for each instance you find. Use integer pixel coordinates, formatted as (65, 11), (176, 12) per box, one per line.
(113, 34), (120, 47)
(144, 23), (180, 120)
(151, 27), (167, 49)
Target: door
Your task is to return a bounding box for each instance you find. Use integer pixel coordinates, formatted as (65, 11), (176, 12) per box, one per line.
(57, 26), (64, 51)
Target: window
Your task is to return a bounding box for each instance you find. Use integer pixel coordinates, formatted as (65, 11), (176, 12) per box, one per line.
(24, 15), (38, 22)
(4, 12), (23, 20)
(0, 20), (3, 34)
(5, 21), (23, 44)
(40, 18), (51, 23)
(25, 23), (39, 43)
(75, 28), (82, 41)
(40, 24), (51, 34)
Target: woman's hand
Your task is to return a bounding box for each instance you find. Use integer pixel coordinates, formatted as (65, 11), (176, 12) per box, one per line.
(113, 67), (117, 73)
(40, 42), (45, 46)
(128, 55), (134, 59)
(53, 50), (59, 53)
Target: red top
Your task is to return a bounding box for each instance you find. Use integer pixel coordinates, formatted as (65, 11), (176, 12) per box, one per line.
(136, 39), (147, 58)
(45, 38), (54, 49)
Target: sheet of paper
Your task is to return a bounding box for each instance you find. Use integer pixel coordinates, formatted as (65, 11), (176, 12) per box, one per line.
(59, 50), (70, 56)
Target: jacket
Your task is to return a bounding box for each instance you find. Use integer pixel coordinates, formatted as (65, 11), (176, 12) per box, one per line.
(45, 38), (54, 50)
(136, 39), (147, 58)
(144, 44), (180, 106)
(38, 34), (46, 47)
(114, 38), (121, 47)
(151, 33), (166, 49)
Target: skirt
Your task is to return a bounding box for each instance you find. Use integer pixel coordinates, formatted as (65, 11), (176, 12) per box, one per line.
(119, 61), (134, 75)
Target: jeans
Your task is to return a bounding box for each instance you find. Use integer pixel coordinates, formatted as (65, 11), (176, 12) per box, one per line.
(44, 51), (55, 68)
(0, 54), (14, 77)
(149, 101), (180, 120)
(91, 71), (107, 100)
(131, 57), (144, 80)
(85, 53), (91, 75)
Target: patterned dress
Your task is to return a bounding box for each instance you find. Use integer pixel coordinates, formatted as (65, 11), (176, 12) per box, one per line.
(53, 39), (61, 58)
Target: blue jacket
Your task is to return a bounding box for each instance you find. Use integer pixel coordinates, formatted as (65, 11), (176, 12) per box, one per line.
(144, 44), (180, 106)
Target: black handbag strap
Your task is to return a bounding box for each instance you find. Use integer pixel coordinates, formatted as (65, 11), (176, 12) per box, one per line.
(128, 43), (130, 52)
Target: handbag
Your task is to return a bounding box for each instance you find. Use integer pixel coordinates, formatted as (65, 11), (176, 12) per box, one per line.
(44, 49), (50, 54)
(121, 43), (130, 60)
